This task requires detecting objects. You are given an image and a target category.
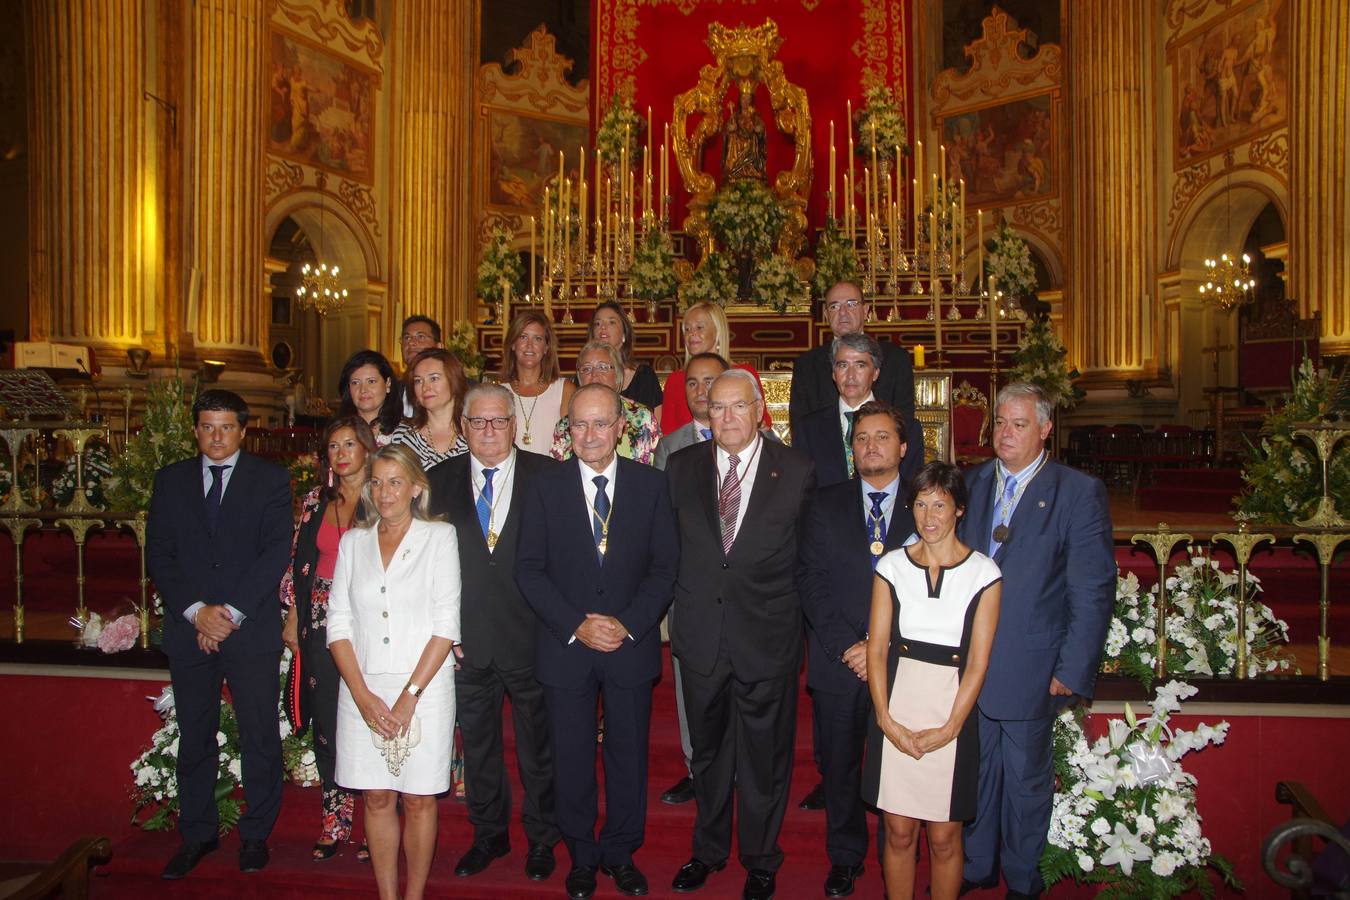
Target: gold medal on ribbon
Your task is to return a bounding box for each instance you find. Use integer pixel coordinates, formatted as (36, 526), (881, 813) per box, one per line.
(993, 524), (1010, 543)
(597, 537), (608, 555)
(486, 530), (498, 550)
(870, 540), (885, 556)
(522, 433), (532, 445)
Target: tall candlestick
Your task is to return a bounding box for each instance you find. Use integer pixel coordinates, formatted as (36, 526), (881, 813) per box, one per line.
(976, 209), (984, 292)
(846, 100), (855, 231)
(870, 122), (879, 232)
(912, 177), (919, 250)
(558, 150), (564, 196)
(990, 274), (999, 354)
(829, 120), (836, 221)
(939, 144), (947, 202)
(579, 147), (587, 260)
(562, 177), (571, 299)
(661, 123), (669, 221)
(543, 186), (552, 267)
(529, 214), (536, 293)
(915, 139), (923, 210)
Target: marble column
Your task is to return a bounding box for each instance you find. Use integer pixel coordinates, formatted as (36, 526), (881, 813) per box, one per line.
(187, 0), (266, 361)
(26, 0), (152, 348)
(1289, 0), (1350, 351)
(1067, 0), (1156, 376)
(390, 0), (475, 332)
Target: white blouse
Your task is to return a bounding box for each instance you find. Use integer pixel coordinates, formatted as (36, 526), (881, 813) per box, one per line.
(326, 518), (461, 675)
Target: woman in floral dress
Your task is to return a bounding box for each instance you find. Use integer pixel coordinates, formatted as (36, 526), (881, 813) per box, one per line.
(282, 415), (377, 861)
(549, 340), (660, 465)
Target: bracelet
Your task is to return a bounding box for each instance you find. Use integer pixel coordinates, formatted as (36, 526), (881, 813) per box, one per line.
(404, 681), (423, 698)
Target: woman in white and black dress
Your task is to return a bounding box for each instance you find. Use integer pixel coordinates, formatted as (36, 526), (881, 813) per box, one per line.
(865, 461), (1001, 900)
(327, 443), (460, 900)
(388, 348), (469, 468)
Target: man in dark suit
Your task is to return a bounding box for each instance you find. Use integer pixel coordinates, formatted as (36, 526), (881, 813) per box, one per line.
(797, 400), (918, 898)
(665, 370), (816, 900)
(515, 383), (679, 900)
(792, 332), (926, 490)
(146, 389), (293, 879)
(789, 281), (916, 436)
(957, 382), (1115, 899)
(427, 383), (560, 882)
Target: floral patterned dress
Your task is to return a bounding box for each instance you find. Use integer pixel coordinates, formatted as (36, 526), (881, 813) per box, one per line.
(549, 395), (661, 465)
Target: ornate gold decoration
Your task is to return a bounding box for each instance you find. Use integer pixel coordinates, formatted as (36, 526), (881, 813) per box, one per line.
(1248, 131), (1289, 175)
(0, 427), (38, 512)
(52, 427), (108, 515)
(116, 513), (152, 649)
(1291, 425), (1350, 528)
(1009, 199), (1062, 241)
(1292, 531), (1350, 681)
(272, 0), (384, 62)
(476, 26), (589, 117)
(1211, 523), (1275, 680)
(338, 179), (382, 238)
(1165, 0), (1241, 37)
(57, 516), (104, 630)
(0, 517), (40, 643)
(265, 159), (305, 203)
(672, 20), (813, 263)
(931, 7), (1062, 107)
(1168, 159), (1211, 227)
(1131, 525), (1193, 678)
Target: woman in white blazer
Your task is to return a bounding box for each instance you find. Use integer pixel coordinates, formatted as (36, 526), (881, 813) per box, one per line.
(327, 443), (460, 900)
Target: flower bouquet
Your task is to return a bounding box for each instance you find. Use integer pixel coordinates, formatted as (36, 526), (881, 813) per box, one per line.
(854, 84), (908, 162)
(1042, 681), (1240, 898)
(475, 226), (525, 304)
(680, 251), (735, 307)
(446, 320), (487, 381)
(812, 217), (860, 298)
(1008, 315), (1084, 410)
(51, 441), (113, 508)
(751, 255), (809, 314)
(104, 376), (197, 514)
(630, 227), (679, 303)
(132, 685), (244, 833)
(985, 221), (1038, 300)
(1104, 555), (1296, 687)
(706, 181), (786, 256)
(595, 91), (641, 165)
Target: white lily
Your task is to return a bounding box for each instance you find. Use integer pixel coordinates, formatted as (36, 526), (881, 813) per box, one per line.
(1099, 821), (1153, 875)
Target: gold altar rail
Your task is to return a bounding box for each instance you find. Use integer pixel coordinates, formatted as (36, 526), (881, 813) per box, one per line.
(0, 420), (152, 648)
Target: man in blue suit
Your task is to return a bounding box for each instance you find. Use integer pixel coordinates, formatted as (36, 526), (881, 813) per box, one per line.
(146, 389), (294, 879)
(515, 383), (679, 900)
(957, 382), (1114, 898)
(798, 400), (917, 897)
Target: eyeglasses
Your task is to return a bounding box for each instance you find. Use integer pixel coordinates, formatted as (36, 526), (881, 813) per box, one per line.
(708, 400), (758, 416)
(400, 332), (436, 345)
(577, 363), (616, 375)
(464, 416), (512, 431)
(569, 418), (618, 434)
(825, 299), (863, 313)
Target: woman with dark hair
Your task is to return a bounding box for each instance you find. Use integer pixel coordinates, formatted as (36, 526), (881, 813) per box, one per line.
(864, 460), (1001, 900)
(282, 415), (378, 862)
(588, 301), (663, 422)
(501, 309), (575, 454)
(388, 348), (469, 469)
(337, 350), (403, 442)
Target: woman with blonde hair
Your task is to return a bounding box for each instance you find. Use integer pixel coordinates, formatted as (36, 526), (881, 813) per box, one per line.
(659, 300), (772, 434)
(501, 309), (576, 453)
(328, 442), (461, 900)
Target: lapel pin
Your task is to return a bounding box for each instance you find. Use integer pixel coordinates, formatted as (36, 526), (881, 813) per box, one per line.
(770, 470), (779, 479)
(1038, 500), (1046, 508)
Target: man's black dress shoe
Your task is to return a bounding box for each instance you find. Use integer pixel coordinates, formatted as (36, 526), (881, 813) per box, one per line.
(743, 868), (777, 900)
(601, 863), (650, 896)
(565, 865), (598, 900)
(238, 839), (269, 873)
(672, 858), (726, 892)
(161, 839), (219, 880)
(455, 837), (510, 876)
(525, 842), (556, 880)
(661, 775), (696, 804)
(958, 876), (999, 896)
(798, 782), (825, 810)
(824, 862), (864, 897)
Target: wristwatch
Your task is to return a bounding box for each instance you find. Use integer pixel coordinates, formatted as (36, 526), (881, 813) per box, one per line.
(404, 681), (423, 699)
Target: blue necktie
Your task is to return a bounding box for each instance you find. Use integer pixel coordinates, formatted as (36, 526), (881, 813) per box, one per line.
(205, 464), (230, 532)
(591, 475), (610, 563)
(699, 427), (712, 441)
(868, 491), (888, 569)
(990, 475), (1018, 556)
(476, 467), (497, 539)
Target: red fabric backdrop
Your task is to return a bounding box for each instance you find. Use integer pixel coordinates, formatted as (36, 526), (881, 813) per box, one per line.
(591, 0), (913, 238)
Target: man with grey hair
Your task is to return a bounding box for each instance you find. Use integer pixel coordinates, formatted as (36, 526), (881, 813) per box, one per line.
(426, 382), (561, 882)
(664, 369), (816, 900)
(957, 381), (1114, 899)
(789, 281), (915, 440)
(792, 331), (925, 489)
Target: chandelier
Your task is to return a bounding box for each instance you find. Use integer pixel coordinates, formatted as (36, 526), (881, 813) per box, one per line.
(295, 199), (349, 317)
(1198, 252), (1255, 311)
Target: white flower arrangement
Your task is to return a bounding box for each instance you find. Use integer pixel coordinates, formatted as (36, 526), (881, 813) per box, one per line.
(855, 85), (907, 161)
(1103, 552), (1297, 687)
(985, 221), (1038, 299)
(1042, 681), (1240, 897)
(706, 180), (786, 256)
(750, 254), (808, 314)
(812, 217), (860, 298)
(595, 92), (641, 165)
(630, 227), (679, 302)
(50, 441), (113, 508)
(130, 649), (318, 832)
(1008, 315), (1083, 410)
(918, 182), (963, 254)
(680, 251), (735, 307)
(475, 226), (525, 304)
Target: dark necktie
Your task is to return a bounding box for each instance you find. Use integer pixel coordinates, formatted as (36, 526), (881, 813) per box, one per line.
(868, 490), (888, 569)
(476, 467), (497, 538)
(844, 411), (857, 477)
(719, 453), (741, 553)
(591, 475), (610, 563)
(205, 464), (230, 532)
(699, 427), (712, 441)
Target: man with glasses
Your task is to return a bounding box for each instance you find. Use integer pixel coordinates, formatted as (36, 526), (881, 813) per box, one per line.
(516, 384), (679, 900)
(664, 370), (816, 900)
(789, 282), (915, 440)
(398, 315), (444, 416)
(426, 383), (561, 883)
(549, 341), (660, 465)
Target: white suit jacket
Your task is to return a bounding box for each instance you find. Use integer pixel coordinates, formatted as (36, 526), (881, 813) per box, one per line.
(326, 518), (461, 676)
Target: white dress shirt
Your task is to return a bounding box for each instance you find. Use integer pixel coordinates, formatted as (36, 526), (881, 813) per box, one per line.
(326, 518), (462, 675)
(838, 391), (877, 437)
(470, 449), (517, 550)
(715, 434), (764, 538)
(185, 450), (246, 627)
(579, 453), (618, 513)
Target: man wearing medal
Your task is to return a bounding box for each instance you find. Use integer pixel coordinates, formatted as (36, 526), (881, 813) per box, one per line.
(798, 400), (917, 898)
(426, 383), (561, 881)
(515, 383), (679, 900)
(957, 382), (1115, 899)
